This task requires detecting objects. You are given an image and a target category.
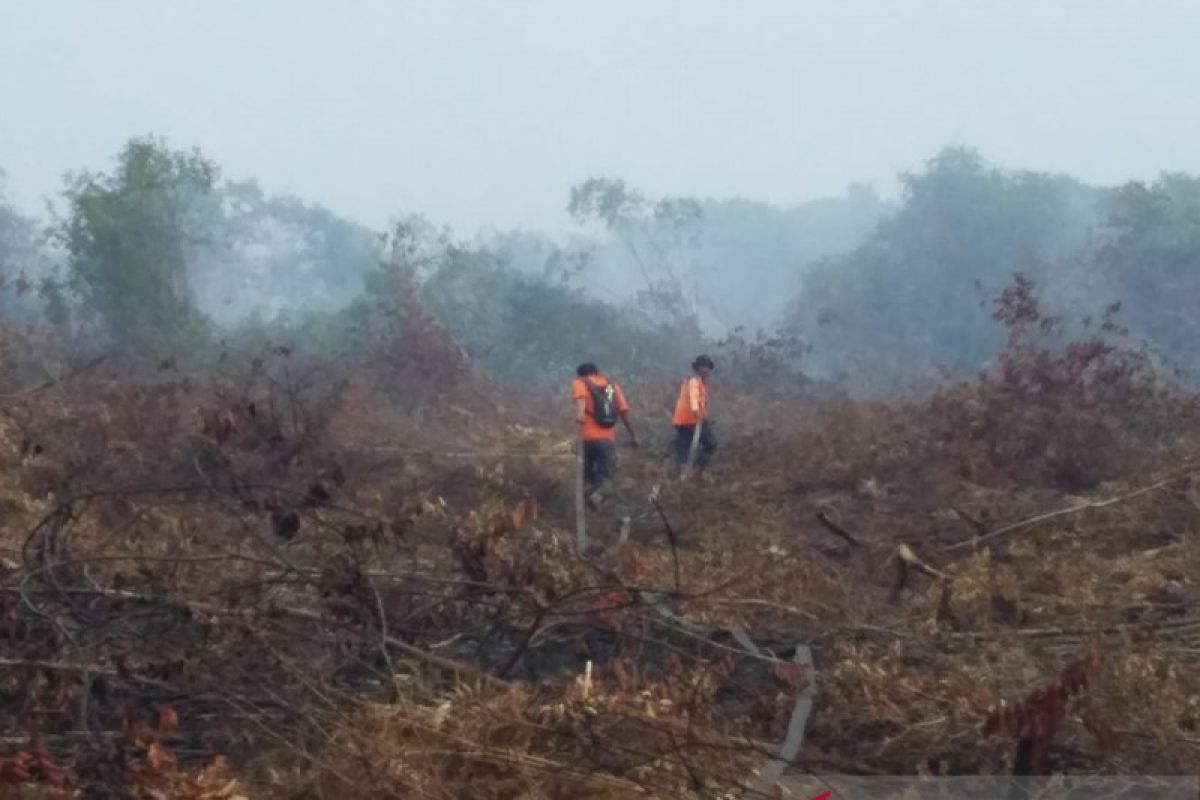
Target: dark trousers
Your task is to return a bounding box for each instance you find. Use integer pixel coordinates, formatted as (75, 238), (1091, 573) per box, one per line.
(674, 422), (717, 468)
(582, 439), (617, 490)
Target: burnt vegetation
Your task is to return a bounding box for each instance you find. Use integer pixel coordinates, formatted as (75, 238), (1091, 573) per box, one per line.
(2, 140), (1200, 797)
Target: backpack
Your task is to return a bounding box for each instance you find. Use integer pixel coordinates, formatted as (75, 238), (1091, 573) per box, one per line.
(586, 378), (619, 428)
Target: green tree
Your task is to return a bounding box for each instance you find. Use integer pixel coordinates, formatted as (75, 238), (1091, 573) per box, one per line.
(56, 137), (217, 356)
(1092, 175), (1200, 375)
(788, 147), (1098, 387)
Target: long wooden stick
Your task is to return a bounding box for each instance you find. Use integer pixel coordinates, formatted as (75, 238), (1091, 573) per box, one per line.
(683, 422), (703, 477)
(575, 441), (588, 553)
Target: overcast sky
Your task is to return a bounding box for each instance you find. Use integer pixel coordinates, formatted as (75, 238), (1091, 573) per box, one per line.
(3, 0), (1199, 235)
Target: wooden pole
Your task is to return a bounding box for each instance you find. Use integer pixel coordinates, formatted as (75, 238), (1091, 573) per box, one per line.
(682, 421), (703, 478)
(575, 440), (588, 553)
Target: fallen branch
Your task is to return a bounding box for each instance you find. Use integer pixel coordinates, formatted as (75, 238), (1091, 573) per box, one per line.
(943, 472), (1191, 553)
(815, 512), (862, 548)
(5, 584), (512, 690)
(741, 643), (816, 800)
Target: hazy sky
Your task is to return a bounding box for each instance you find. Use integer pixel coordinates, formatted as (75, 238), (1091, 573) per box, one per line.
(3, 0), (1199, 235)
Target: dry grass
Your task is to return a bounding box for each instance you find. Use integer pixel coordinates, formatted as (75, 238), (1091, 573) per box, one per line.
(3, 299), (1200, 797)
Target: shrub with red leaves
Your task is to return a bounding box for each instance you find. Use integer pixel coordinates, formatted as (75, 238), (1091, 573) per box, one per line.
(984, 648), (1107, 774)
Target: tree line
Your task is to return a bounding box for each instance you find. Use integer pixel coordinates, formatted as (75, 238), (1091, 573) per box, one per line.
(2, 138), (1198, 391)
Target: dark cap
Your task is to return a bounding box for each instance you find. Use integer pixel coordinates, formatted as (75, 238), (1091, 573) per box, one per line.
(692, 354), (715, 370)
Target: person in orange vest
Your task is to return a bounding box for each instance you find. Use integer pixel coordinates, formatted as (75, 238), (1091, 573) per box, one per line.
(573, 362), (638, 508)
(673, 354), (717, 473)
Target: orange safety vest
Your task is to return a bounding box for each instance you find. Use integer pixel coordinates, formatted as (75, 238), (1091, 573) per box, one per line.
(573, 375), (629, 441)
(672, 376), (707, 426)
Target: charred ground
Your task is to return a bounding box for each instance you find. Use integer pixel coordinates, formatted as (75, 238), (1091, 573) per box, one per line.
(2, 274), (1200, 799)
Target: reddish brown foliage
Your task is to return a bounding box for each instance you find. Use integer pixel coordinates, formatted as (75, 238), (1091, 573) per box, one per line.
(0, 735), (71, 796)
(984, 647), (1107, 774)
(3, 275), (1200, 795)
